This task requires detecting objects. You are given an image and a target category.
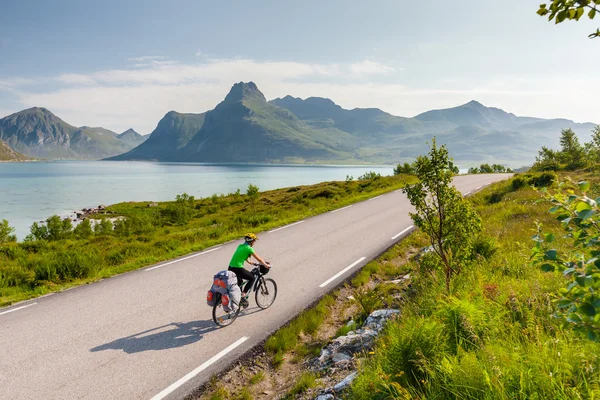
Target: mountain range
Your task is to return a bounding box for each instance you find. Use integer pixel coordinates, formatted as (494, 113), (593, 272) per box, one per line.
(0, 107), (147, 160)
(1, 82), (596, 165)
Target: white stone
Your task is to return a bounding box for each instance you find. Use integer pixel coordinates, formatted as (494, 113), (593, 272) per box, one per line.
(333, 372), (357, 392)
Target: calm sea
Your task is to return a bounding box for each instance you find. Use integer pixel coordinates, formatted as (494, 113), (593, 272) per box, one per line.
(0, 161), (396, 240)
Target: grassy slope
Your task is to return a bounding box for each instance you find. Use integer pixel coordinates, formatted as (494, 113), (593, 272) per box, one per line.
(350, 172), (600, 399)
(0, 139), (30, 161)
(0, 173), (416, 307)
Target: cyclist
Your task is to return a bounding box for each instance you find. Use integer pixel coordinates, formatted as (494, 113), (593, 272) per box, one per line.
(228, 233), (270, 307)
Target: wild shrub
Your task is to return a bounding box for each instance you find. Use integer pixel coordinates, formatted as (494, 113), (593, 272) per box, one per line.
(94, 219), (114, 235)
(528, 172), (557, 187)
(0, 265), (34, 287)
(436, 297), (487, 352)
(511, 175), (528, 190)
(0, 220), (17, 243)
(164, 193), (196, 225)
(246, 183), (259, 198)
(74, 219), (94, 239)
(471, 235), (498, 260)
(358, 171), (381, 180)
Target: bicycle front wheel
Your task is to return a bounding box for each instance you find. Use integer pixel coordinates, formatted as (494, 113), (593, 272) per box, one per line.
(255, 278), (277, 309)
(213, 300), (241, 327)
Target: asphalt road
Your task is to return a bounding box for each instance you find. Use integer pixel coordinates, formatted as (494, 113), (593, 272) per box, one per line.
(0, 174), (512, 400)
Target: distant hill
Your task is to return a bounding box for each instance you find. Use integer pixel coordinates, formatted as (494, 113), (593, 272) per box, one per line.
(270, 96), (597, 164)
(0, 139), (30, 161)
(0, 108), (145, 159)
(116, 128), (147, 147)
(109, 112), (206, 161)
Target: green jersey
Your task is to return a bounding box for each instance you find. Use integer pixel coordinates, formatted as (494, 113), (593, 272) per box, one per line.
(229, 243), (255, 268)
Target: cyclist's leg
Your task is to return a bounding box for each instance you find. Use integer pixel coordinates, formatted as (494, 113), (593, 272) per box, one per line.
(237, 268), (255, 295)
(228, 267), (244, 287)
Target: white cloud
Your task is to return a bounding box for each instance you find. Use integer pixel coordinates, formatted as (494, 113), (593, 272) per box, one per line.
(5, 58), (599, 133)
(127, 56), (166, 62)
(349, 60), (395, 76)
(0, 77), (37, 88)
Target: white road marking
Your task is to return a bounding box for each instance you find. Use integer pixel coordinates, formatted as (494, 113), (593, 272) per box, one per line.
(145, 247), (222, 271)
(150, 336), (249, 400)
(464, 190), (472, 195)
(391, 225), (414, 240)
(0, 302), (37, 316)
(320, 257), (366, 288)
(367, 195), (384, 201)
(476, 185), (483, 190)
(329, 205), (353, 214)
(268, 220), (304, 233)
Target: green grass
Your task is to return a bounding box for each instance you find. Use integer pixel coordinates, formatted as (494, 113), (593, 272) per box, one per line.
(350, 172), (600, 399)
(285, 372), (317, 398)
(248, 371), (265, 385)
(0, 173), (416, 306)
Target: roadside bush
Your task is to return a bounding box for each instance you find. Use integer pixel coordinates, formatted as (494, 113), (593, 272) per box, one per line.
(528, 172), (556, 188)
(358, 171), (381, 180)
(511, 175), (528, 190)
(0, 220), (17, 243)
(0, 265), (34, 287)
(34, 249), (100, 282)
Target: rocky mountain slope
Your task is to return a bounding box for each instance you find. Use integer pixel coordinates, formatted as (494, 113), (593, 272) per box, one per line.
(0, 108), (147, 159)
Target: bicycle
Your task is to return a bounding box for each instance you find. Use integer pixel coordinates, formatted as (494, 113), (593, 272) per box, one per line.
(212, 263), (278, 327)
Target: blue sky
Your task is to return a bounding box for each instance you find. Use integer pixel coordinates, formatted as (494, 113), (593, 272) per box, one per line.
(1, 0), (598, 133)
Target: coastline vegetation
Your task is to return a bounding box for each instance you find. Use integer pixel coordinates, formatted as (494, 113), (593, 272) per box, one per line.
(0, 172), (416, 307)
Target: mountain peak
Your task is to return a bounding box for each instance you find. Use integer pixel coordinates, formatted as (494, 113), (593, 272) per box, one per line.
(224, 81), (266, 103)
(464, 100), (485, 108)
(120, 128), (139, 136)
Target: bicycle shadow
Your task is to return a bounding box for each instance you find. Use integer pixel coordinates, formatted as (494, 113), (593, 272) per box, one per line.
(90, 319), (218, 354)
(90, 307), (264, 354)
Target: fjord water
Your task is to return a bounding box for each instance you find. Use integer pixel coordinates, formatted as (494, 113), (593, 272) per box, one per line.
(1, 161), (394, 240)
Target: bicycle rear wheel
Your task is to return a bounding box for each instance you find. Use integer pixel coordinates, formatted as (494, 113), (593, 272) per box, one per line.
(213, 297), (241, 327)
(255, 278), (277, 309)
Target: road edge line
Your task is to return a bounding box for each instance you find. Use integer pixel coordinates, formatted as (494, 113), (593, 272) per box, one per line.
(319, 257), (366, 288)
(150, 336), (249, 400)
(145, 247), (222, 271)
(0, 302), (37, 316)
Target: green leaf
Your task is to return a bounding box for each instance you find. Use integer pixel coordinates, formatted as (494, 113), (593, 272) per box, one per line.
(578, 181), (590, 192)
(544, 249), (558, 261)
(545, 233), (556, 243)
(541, 263), (555, 272)
(549, 206), (559, 213)
(576, 201), (592, 212)
(576, 7), (585, 20)
(578, 209), (596, 221)
(579, 303), (596, 316)
(576, 275), (587, 286)
(568, 313), (583, 323)
(557, 299), (573, 308)
(590, 8), (597, 19)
